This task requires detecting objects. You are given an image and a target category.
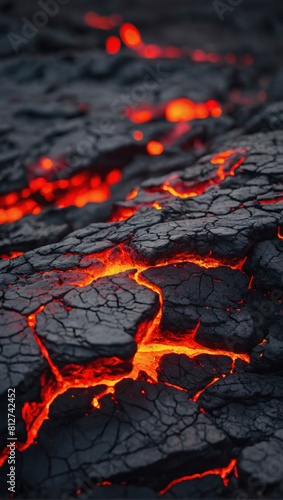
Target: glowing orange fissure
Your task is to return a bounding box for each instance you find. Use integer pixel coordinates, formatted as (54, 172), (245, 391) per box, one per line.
(110, 151), (246, 221)
(259, 195), (283, 205)
(0, 166), (122, 225)
(109, 201), (161, 222)
(0, 243), (251, 471)
(159, 459), (238, 494)
(109, 151), (246, 222)
(159, 152), (245, 199)
(1, 252), (24, 260)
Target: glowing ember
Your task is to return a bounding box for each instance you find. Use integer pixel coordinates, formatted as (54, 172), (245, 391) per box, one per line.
(146, 140), (164, 155)
(40, 157), (53, 170)
(84, 12), (122, 30)
(1, 251), (24, 260)
(128, 110), (153, 123)
(120, 23), (142, 47)
(126, 98), (222, 124)
(259, 195), (283, 205)
(126, 189), (138, 200)
(133, 130), (143, 141)
(152, 202), (162, 210)
(165, 98), (222, 122)
(106, 36), (121, 54)
(105, 169), (122, 185)
(109, 206), (139, 222)
(0, 166), (122, 224)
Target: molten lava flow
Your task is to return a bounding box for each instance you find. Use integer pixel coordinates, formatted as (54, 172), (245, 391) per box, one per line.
(156, 151), (245, 199)
(259, 195), (283, 205)
(152, 202), (162, 210)
(0, 243), (254, 467)
(126, 189), (138, 200)
(192, 376), (221, 402)
(109, 206), (139, 222)
(1, 252), (24, 260)
(165, 98), (222, 122)
(159, 459), (238, 494)
(126, 98), (222, 124)
(0, 207), (256, 495)
(84, 12), (122, 30)
(278, 227), (283, 240)
(126, 109), (155, 123)
(109, 199), (162, 222)
(0, 166), (121, 224)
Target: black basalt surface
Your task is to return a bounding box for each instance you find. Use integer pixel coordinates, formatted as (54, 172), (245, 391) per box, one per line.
(1, 0), (283, 499)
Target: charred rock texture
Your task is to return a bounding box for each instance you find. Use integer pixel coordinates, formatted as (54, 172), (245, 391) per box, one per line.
(1, 0), (283, 498)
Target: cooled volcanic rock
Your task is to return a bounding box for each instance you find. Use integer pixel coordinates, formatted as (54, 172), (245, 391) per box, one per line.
(1, 0), (283, 498)
(141, 263), (261, 351)
(34, 271), (159, 364)
(245, 239), (283, 289)
(198, 373), (283, 444)
(198, 373), (283, 411)
(157, 354), (232, 397)
(0, 132), (283, 498)
(0, 310), (46, 396)
(1, 268), (159, 365)
(18, 380), (230, 498)
(251, 323), (283, 372)
(238, 429), (283, 487)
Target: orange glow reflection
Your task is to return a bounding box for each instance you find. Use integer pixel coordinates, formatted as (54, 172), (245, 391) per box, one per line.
(146, 141), (164, 155)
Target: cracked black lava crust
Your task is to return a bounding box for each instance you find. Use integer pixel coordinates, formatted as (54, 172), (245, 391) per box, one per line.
(1, 0), (283, 499)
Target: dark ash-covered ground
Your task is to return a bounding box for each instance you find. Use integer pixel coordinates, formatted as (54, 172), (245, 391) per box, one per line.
(1, 0), (283, 498)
